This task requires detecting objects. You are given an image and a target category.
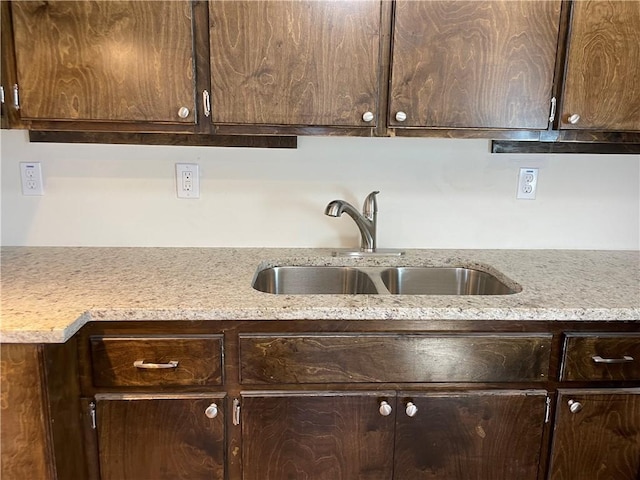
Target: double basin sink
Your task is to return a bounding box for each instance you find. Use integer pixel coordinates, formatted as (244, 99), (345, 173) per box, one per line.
(252, 265), (520, 296)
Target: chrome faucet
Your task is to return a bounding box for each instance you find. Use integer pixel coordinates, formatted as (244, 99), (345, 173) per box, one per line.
(325, 191), (379, 252)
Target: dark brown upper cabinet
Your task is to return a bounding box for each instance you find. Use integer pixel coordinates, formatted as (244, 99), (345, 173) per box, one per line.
(559, 0), (640, 132)
(388, 0), (562, 131)
(5, 0), (639, 142)
(10, 1), (197, 128)
(208, 0), (383, 133)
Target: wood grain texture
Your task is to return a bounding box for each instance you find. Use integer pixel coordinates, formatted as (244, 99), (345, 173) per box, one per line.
(11, 1), (195, 122)
(561, 0), (640, 131)
(28, 130), (298, 148)
(492, 140), (640, 154)
(241, 392), (395, 480)
(43, 340), (89, 480)
(90, 335), (223, 387)
(561, 333), (640, 381)
(239, 333), (552, 384)
(549, 390), (640, 480)
(209, 0), (381, 126)
(389, 0), (561, 129)
(393, 391), (547, 480)
(96, 394), (226, 480)
(0, 344), (54, 480)
(1, 2), (25, 129)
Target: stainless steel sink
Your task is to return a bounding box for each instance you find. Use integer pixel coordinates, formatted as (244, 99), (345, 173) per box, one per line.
(252, 266), (378, 294)
(252, 265), (520, 295)
(380, 267), (518, 295)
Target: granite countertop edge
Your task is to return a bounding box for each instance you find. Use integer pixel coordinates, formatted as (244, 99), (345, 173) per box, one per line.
(2, 247), (639, 344)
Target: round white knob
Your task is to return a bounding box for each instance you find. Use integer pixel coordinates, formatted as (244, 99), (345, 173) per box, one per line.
(405, 401), (418, 417)
(362, 111), (374, 122)
(178, 106), (190, 119)
(205, 403), (218, 418)
(567, 400), (582, 414)
(568, 113), (580, 124)
(379, 401), (392, 416)
(395, 111), (407, 122)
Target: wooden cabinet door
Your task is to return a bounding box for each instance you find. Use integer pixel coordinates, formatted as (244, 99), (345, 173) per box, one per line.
(0, 345), (54, 480)
(389, 1), (561, 129)
(95, 394), (225, 480)
(1, 2), (22, 129)
(548, 389), (640, 480)
(393, 390), (548, 480)
(240, 392), (395, 480)
(560, 1), (640, 131)
(11, 1), (196, 124)
(208, 1), (381, 127)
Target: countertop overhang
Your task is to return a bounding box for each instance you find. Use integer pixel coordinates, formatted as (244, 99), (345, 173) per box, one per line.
(1, 247), (639, 343)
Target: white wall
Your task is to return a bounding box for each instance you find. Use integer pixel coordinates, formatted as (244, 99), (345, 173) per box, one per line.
(1, 129), (638, 249)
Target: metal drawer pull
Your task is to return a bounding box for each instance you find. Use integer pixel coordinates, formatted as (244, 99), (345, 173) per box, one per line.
(133, 360), (179, 369)
(592, 355), (634, 364)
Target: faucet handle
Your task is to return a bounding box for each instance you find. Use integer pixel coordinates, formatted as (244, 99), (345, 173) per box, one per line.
(362, 191), (379, 219)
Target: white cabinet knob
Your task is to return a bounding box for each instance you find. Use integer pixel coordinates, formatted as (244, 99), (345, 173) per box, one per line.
(362, 111), (374, 122)
(178, 106), (190, 119)
(405, 401), (418, 417)
(568, 113), (580, 124)
(204, 403), (218, 419)
(379, 400), (393, 416)
(567, 399), (582, 414)
(395, 111), (407, 122)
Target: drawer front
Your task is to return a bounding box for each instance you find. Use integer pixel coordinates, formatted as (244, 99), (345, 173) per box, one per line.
(239, 333), (552, 384)
(562, 333), (640, 381)
(90, 335), (223, 387)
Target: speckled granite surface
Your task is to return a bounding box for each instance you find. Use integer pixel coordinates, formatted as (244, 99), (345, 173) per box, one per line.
(1, 247), (638, 343)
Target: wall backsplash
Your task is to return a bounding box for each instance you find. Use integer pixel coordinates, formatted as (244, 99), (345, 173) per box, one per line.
(1, 130), (638, 250)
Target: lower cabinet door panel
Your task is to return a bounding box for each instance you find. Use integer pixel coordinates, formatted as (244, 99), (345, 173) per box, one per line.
(95, 394), (225, 480)
(240, 391), (396, 480)
(549, 389), (640, 480)
(393, 390), (548, 480)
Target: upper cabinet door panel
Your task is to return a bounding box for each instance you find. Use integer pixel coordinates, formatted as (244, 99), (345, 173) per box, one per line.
(560, 1), (640, 131)
(208, 0), (381, 127)
(389, 0), (561, 129)
(11, 1), (196, 123)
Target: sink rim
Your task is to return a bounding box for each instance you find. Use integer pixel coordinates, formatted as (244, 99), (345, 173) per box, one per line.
(252, 265), (378, 295)
(252, 264), (522, 296)
(379, 266), (522, 295)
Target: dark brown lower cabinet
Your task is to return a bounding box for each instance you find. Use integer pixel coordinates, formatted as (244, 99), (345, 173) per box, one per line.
(240, 392), (396, 480)
(393, 391), (548, 480)
(72, 323), (640, 480)
(94, 394), (226, 480)
(548, 389), (640, 480)
(239, 390), (548, 480)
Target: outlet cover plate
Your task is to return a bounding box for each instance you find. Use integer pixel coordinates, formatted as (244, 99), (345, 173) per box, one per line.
(20, 162), (44, 195)
(176, 163), (200, 199)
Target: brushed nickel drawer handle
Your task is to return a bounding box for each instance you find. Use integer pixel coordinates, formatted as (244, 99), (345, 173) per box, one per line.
(133, 360), (179, 369)
(592, 355), (634, 364)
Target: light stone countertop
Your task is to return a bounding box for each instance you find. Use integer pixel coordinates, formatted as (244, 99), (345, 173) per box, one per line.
(1, 247), (639, 343)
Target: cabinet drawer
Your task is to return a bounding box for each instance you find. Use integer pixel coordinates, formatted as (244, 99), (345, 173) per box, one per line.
(561, 333), (640, 381)
(90, 335), (223, 387)
(239, 333), (551, 384)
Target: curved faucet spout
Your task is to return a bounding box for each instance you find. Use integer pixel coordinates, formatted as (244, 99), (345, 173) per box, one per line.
(324, 191), (379, 252)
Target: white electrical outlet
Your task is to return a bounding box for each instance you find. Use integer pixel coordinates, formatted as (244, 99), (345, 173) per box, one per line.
(517, 167), (538, 200)
(20, 162), (44, 195)
(176, 163), (200, 198)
